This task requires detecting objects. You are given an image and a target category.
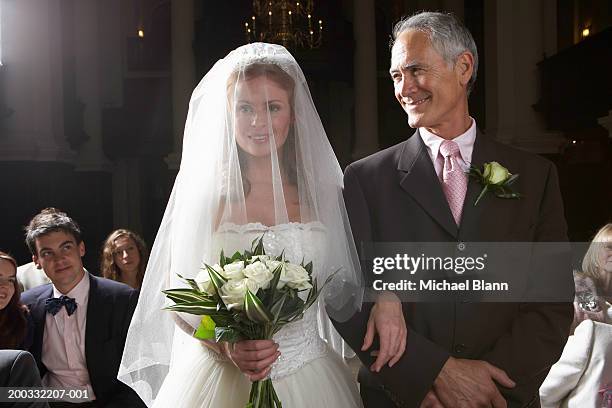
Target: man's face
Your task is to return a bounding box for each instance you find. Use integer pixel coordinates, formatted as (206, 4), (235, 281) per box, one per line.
(390, 30), (472, 135)
(33, 230), (85, 294)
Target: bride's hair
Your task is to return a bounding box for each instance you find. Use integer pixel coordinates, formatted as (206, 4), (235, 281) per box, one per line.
(227, 63), (298, 196)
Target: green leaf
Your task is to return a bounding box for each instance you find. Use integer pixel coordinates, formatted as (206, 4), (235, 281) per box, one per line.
(250, 236), (260, 251)
(275, 250), (285, 262)
(244, 289), (273, 323)
(176, 273), (200, 291)
(264, 263), (284, 304)
(194, 316), (216, 340)
(215, 326), (241, 343)
(229, 251), (242, 263)
(219, 249), (226, 268)
(504, 173), (519, 186)
(269, 291), (289, 323)
(496, 192), (522, 199)
(305, 271), (337, 310)
(162, 303), (222, 315)
(162, 288), (213, 303)
(252, 236), (265, 256)
(205, 264), (227, 296)
(304, 261), (313, 275)
(474, 185), (489, 206)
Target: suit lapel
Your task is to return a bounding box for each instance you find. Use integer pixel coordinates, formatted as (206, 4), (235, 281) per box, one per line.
(459, 131), (497, 238)
(30, 286), (53, 372)
(84, 274), (101, 374)
(398, 131), (458, 238)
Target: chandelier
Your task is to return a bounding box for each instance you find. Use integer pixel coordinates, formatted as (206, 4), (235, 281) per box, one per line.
(244, 1), (323, 49)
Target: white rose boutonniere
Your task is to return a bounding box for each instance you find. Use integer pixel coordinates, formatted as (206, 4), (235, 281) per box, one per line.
(468, 161), (522, 205)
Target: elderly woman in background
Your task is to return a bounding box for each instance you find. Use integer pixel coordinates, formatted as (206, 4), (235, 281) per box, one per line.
(0, 251), (33, 350)
(539, 224), (612, 407)
(572, 223), (612, 332)
(100, 229), (148, 289)
(581, 223), (612, 302)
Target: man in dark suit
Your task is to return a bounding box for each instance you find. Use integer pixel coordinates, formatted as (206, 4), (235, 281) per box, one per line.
(334, 12), (574, 408)
(0, 349), (49, 408)
(20, 208), (145, 408)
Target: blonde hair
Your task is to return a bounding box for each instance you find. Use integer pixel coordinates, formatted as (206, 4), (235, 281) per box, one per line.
(581, 223), (612, 287)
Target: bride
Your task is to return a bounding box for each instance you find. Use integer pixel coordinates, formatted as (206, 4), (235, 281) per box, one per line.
(119, 43), (405, 407)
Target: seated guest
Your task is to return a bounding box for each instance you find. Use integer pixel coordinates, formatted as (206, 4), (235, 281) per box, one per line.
(100, 229), (148, 289)
(20, 208), (146, 407)
(17, 261), (52, 292)
(0, 251), (33, 350)
(0, 349), (49, 408)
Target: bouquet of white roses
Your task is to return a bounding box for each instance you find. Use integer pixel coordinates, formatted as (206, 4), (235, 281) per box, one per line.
(163, 237), (333, 408)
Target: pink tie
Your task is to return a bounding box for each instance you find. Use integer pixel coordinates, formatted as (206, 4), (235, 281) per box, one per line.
(439, 140), (468, 225)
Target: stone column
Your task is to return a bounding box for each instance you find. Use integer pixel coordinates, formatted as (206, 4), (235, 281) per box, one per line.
(0, 0), (75, 162)
(484, 0), (564, 154)
(73, 0), (112, 171)
(352, 0), (379, 159)
(112, 159), (143, 231)
(165, 0), (195, 170)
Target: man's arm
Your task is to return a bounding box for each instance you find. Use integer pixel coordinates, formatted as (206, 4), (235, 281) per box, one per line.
(333, 163), (450, 407)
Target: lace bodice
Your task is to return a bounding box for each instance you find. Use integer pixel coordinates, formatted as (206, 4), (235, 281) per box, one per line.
(210, 222), (329, 379)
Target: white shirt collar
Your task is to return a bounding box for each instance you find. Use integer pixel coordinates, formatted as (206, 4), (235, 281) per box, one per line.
(52, 271), (90, 306)
(419, 117), (477, 166)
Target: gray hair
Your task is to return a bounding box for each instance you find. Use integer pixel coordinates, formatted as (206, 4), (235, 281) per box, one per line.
(391, 12), (479, 94)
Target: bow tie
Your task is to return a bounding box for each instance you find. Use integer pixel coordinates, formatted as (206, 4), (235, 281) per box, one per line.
(45, 295), (78, 316)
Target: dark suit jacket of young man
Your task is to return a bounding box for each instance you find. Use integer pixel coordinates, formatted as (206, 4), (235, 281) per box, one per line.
(335, 130), (574, 408)
(20, 273), (146, 408)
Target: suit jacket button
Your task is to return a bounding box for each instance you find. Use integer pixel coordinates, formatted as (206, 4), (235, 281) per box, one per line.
(457, 242), (466, 251)
(454, 343), (467, 354)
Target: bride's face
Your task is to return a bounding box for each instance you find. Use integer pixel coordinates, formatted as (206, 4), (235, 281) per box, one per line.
(233, 76), (292, 157)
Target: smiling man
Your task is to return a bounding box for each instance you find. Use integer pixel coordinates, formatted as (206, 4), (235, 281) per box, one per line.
(334, 11), (574, 408)
(20, 208), (145, 408)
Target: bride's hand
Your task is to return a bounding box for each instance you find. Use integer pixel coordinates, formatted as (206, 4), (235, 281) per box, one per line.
(362, 291), (407, 372)
(224, 340), (281, 381)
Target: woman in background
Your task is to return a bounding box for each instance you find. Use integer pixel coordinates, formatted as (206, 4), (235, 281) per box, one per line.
(100, 229), (148, 289)
(581, 223), (612, 303)
(572, 223), (612, 332)
(0, 251), (33, 350)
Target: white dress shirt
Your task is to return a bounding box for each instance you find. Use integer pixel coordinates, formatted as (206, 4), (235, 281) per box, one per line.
(419, 117), (477, 179)
(42, 272), (95, 401)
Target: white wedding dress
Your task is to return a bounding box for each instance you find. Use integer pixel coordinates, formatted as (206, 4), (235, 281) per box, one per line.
(152, 222), (363, 408)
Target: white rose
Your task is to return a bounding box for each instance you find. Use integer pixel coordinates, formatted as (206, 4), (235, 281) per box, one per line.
(243, 261), (274, 290)
(220, 279), (249, 310)
(266, 260), (283, 273)
(483, 162), (510, 185)
(195, 268), (216, 294)
(222, 261), (245, 280)
(282, 263), (312, 291)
